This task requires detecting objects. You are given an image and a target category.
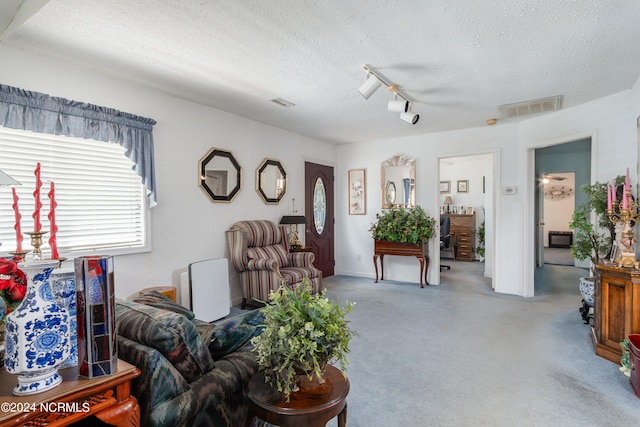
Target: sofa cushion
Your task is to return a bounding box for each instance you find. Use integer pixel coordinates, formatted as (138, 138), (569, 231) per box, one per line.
(133, 290), (196, 321)
(193, 309), (264, 360)
(116, 300), (215, 383)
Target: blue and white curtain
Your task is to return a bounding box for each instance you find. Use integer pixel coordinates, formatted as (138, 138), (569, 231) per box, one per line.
(0, 84), (157, 206)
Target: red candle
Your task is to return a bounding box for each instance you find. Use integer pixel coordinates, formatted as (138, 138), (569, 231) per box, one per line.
(607, 184), (612, 210)
(33, 162), (42, 232)
(612, 180), (616, 203)
(12, 187), (23, 252)
(48, 181), (59, 259)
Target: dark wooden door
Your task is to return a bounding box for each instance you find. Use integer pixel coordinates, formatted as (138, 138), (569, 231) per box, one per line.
(305, 162), (334, 278)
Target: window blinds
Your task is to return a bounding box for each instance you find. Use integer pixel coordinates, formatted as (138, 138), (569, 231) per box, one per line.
(0, 128), (147, 255)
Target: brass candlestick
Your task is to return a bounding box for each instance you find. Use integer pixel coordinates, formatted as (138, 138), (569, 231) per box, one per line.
(8, 250), (30, 263)
(25, 231), (47, 261)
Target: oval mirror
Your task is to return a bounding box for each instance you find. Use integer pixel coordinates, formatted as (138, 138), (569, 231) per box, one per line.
(381, 154), (416, 208)
(385, 181), (397, 205)
(256, 158), (287, 204)
(199, 148), (242, 202)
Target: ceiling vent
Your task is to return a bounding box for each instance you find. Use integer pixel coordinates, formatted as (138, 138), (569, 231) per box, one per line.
(498, 95), (562, 119)
(270, 98), (295, 108)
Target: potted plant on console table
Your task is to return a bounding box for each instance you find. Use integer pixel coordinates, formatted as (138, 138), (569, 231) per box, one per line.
(369, 205), (437, 287)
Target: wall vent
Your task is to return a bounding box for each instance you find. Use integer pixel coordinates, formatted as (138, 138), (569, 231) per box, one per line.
(499, 95), (562, 118)
(270, 98), (295, 108)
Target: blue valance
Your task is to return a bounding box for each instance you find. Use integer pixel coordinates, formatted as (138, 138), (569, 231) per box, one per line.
(0, 84), (157, 206)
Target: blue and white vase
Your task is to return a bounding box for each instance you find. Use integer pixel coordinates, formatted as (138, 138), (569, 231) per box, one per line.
(50, 267), (77, 369)
(4, 260), (70, 395)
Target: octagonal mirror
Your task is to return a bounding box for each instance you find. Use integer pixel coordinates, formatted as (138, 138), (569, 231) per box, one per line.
(199, 148), (242, 202)
(256, 158), (287, 204)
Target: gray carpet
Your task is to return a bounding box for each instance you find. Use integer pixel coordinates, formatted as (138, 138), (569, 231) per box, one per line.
(544, 247), (574, 266)
(316, 262), (640, 426)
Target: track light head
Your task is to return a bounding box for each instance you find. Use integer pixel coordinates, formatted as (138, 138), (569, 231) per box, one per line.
(388, 99), (409, 113)
(358, 75), (382, 99)
(400, 110), (419, 125)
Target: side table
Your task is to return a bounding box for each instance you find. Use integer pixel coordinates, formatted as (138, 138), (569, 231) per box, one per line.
(246, 364), (349, 427)
(139, 285), (177, 302)
(0, 359), (140, 427)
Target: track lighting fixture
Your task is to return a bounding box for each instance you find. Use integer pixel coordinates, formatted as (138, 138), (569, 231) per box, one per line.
(400, 109), (419, 124)
(358, 74), (382, 99)
(388, 98), (409, 113)
(359, 64), (419, 124)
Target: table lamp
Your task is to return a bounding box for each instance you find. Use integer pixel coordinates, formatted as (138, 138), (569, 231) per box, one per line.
(443, 196), (454, 214)
(0, 169), (20, 186)
(279, 215), (307, 249)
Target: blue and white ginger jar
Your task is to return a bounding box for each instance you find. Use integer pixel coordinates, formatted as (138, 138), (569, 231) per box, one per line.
(4, 260), (70, 395)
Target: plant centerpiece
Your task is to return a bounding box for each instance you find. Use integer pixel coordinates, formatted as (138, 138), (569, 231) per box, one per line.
(251, 280), (356, 400)
(369, 205), (437, 245)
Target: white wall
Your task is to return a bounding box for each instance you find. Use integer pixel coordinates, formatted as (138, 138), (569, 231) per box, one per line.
(2, 44), (639, 300)
(0, 45), (337, 304)
(336, 87), (640, 297)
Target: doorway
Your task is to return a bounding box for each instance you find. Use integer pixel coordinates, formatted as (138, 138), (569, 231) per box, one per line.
(304, 162), (335, 278)
(438, 153), (495, 284)
(534, 138), (592, 294)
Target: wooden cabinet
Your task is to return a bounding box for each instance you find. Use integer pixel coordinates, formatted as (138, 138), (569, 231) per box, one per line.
(592, 264), (640, 364)
(446, 214), (476, 261)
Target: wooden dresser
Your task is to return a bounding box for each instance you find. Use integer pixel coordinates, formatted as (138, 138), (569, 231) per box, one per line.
(446, 213), (476, 261)
(592, 264), (640, 364)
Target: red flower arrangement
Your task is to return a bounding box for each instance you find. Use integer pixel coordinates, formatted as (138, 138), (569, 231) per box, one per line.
(0, 258), (27, 321)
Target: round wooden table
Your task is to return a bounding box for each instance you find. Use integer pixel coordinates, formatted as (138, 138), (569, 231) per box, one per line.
(246, 365), (349, 427)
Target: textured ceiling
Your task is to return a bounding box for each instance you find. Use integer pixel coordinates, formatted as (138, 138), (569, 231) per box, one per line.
(1, 0), (640, 145)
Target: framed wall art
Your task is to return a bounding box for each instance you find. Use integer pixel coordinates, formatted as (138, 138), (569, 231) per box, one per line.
(439, 180), (451, 193)
(348, 169), (366, 215)
(457, 180), (469, 193)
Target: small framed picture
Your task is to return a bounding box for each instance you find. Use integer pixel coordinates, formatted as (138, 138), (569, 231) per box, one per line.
(457, 180), (469, 193)
(348, 169), (366, 215)
(439, 180), (451, 193)
(466, 206), (475, 215)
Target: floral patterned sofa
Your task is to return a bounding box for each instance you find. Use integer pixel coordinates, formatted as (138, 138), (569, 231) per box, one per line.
(115, 291), (263, 427)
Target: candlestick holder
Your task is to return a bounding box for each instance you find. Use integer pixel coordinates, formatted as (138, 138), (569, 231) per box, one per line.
(607, 186), (640, 269)
(8, 250), (30, 263)
(25, 231), (48, 261)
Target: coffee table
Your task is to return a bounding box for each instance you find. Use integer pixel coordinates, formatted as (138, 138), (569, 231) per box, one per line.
(246, 364), (349, 427)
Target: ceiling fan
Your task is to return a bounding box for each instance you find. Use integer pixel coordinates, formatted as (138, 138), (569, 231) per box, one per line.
(543, 174), (567, 181)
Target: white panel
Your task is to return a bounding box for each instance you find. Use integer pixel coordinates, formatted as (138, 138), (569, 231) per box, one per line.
(188, 258), (230, 322)
(179, 271), (190, 309)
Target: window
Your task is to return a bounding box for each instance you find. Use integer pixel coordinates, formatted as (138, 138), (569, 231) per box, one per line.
(0, 127), (149, 256)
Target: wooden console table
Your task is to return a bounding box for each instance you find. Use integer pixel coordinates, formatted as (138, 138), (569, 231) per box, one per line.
(373, 240), (429, 287)
(0, 359), (140, 427)
(592, 264), (640, 364)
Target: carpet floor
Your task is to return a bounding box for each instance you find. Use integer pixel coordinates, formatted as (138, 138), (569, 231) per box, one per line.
(315, 262), (640, 426)
(544, 247), (575, 266)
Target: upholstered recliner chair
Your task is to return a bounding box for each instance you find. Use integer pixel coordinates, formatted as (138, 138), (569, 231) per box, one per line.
(227, 220), (322, 308)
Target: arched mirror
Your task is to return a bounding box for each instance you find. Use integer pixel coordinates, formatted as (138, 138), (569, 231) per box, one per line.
(199, 148), (242, 202)
(256, 158), (287, 204)
(381, 154), (416, 208)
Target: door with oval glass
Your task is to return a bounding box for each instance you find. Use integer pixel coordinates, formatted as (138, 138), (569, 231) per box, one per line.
(305, 162), (334, 278)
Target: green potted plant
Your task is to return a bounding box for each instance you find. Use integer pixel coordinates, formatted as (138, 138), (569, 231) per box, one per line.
(568, 176), (623, 272)
(251, 280), (356, 401)
(369, 205), (436, 245)
(569, 177), (623, 324)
